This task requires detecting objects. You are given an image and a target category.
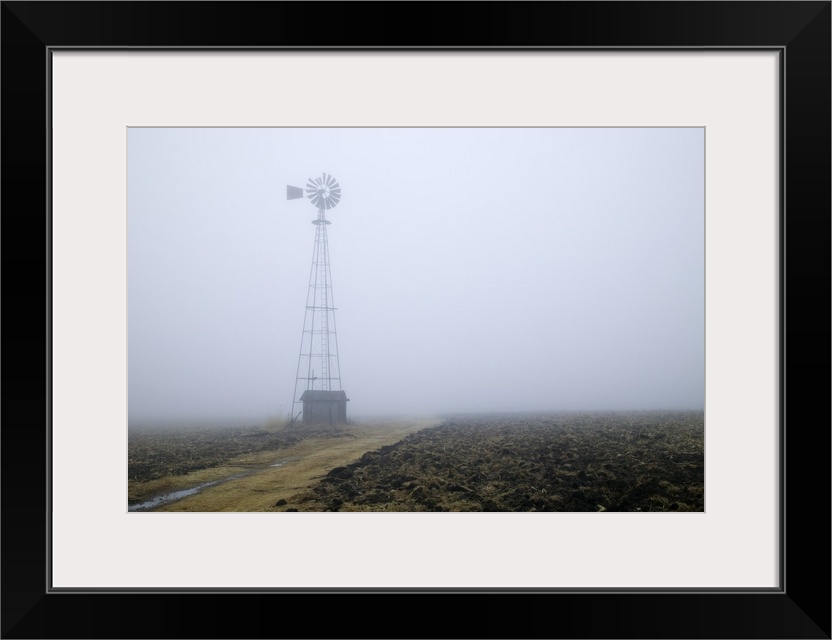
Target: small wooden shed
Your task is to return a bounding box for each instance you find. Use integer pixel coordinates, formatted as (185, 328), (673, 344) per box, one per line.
(299, 389), (349, 425)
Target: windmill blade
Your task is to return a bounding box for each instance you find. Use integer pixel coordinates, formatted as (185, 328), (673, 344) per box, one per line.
(287, 185), (305, 200)
(291, 172), (342, 211)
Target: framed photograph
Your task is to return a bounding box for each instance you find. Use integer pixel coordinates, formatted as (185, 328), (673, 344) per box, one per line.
(124, 125), (707, 517)
(3, 2), (829, 638)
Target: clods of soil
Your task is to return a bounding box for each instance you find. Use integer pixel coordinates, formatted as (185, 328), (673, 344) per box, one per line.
(286, 411), (704, 512)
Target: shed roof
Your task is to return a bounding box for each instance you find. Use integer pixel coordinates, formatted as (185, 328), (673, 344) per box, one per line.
(299, 390), (349, 402)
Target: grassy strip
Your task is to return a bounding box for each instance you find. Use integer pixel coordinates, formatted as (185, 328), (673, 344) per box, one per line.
(129, 419), (440, 511)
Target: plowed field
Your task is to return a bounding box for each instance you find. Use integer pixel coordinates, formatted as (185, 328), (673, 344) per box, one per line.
(285, 411), (704, 512)
(128, 411), (704, 512)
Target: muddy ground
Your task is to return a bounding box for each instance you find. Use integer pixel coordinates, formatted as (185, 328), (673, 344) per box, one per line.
(128, 411), (703, 512)
(286, 411), (704, 512)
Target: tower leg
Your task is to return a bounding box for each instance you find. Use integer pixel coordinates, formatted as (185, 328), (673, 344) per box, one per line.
(291, 207), (346, 425)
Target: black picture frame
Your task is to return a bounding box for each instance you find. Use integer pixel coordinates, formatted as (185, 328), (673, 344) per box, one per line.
(2, 2), (829, 638)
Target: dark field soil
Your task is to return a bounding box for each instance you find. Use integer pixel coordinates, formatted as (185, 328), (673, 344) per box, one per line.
(128, 424), (339, 482)
(287, 411), (704, 512)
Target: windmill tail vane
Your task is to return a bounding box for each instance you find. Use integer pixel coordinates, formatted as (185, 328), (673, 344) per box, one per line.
(286, 185), (304, 200)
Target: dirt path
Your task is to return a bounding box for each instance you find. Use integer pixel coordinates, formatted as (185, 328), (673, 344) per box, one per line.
(148, 419), (440, 512)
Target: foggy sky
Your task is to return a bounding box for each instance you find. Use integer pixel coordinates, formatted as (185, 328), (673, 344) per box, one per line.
(127, 127), (704, 423)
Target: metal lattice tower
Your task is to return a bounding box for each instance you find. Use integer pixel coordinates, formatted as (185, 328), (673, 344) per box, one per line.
(286, 173), (347, 425)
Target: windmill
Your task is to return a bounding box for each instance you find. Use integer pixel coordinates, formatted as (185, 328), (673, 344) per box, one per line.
(286, 173), (348, 426)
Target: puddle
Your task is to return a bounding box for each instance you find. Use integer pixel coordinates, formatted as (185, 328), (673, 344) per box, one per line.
(129, 474), (248, 511)
(129, 457), (296, 511)
(128, 482), (221, 511)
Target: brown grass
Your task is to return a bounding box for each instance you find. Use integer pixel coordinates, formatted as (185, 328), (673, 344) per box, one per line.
(129, 418), (440, 511)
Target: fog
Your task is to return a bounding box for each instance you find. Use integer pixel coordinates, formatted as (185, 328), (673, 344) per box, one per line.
(127, 127), (704, 425)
